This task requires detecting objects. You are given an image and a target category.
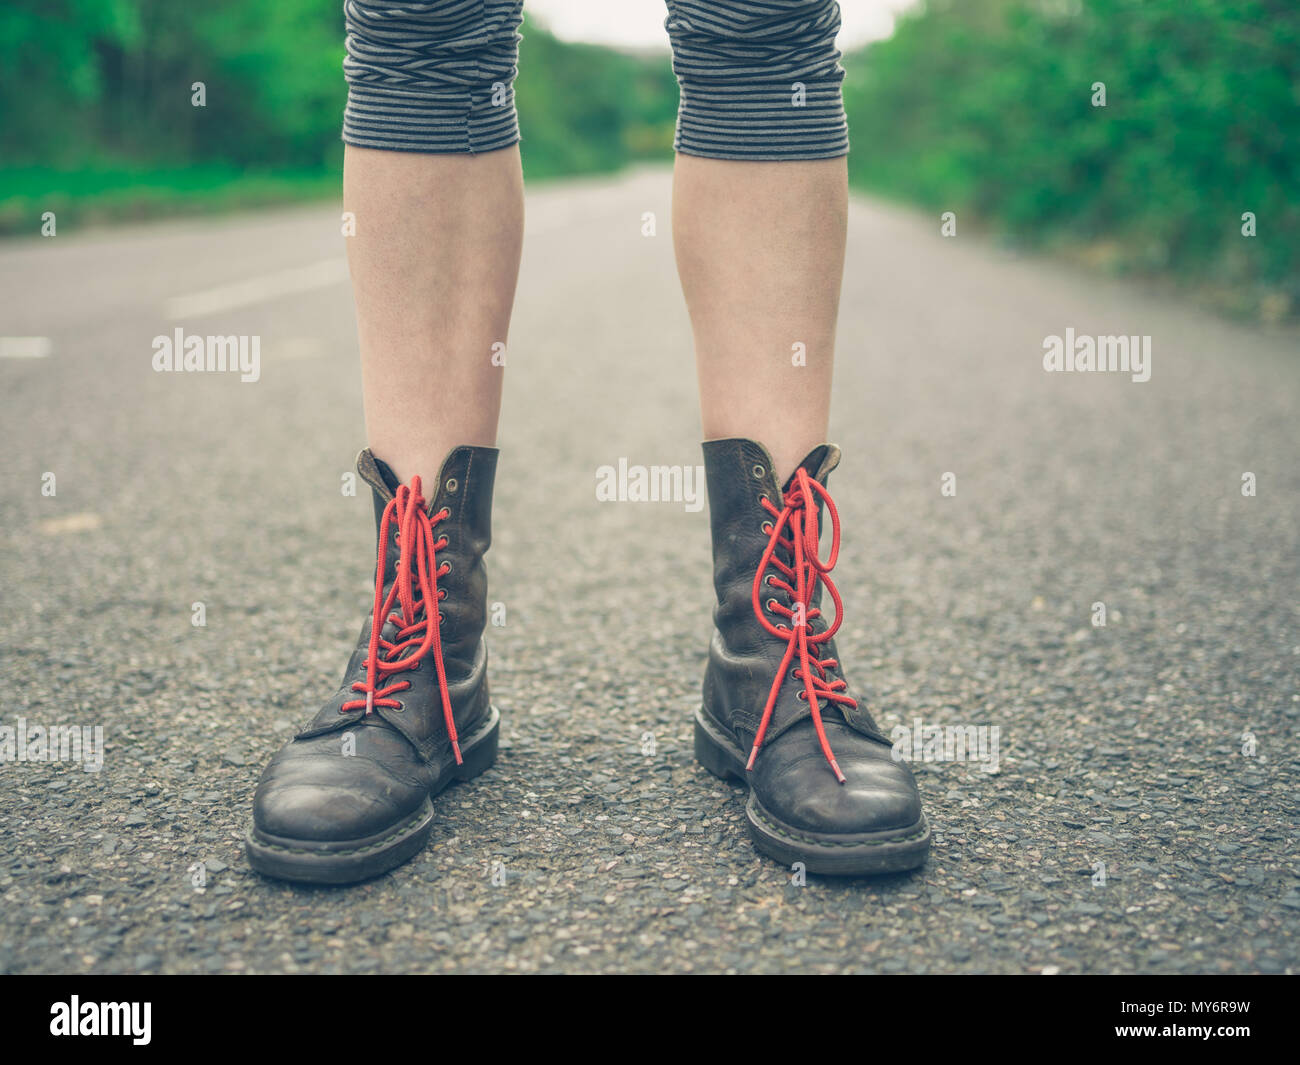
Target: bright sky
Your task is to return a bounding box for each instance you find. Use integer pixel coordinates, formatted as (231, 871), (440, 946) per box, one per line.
(525, 0), (919, 50)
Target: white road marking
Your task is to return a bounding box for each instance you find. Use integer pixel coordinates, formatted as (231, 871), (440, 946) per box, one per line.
(0, 336), (52, 358)
(166, 258), (349, 320)
(38, 512), (102, 535)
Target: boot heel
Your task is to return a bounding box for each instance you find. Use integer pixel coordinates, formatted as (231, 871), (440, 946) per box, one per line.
(694, 711), (745, 783)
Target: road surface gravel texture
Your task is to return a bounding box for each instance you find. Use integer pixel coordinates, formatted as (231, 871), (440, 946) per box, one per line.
(0, 170), (1296, 974)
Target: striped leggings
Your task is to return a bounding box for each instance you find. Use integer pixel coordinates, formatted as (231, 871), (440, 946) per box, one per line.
(342, 0), (848, 161)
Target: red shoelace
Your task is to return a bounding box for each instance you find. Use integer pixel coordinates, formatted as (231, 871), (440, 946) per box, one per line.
(749, 466), (857, 783)
(339, 478), (462, 765)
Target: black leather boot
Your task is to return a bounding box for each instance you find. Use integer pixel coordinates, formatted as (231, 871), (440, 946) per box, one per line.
(696, 438), (930, 875)
(245, 446), (500, 884)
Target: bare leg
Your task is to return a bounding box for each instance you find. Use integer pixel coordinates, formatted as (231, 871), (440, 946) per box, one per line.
(343, 144), (524, 486)
(672, 154), (847, 483)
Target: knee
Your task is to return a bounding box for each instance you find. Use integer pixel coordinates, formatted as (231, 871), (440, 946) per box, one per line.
(343, 0), (523, 154)
(665, 0), (849, 161)
(344, 0), (522, 92)
(665, 0), (844, 87)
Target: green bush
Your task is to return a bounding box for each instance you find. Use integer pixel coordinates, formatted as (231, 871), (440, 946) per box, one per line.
(0, 2), (677, 227)
(516, 28), (678, 179)
(0, 0), (343, 168)
(843, 0), (1300, 318)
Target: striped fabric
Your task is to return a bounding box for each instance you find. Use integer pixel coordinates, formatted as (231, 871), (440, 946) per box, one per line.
(343, 0), (523, 154)
(341, 0), (848, 160)
(665, 0), (848, 160)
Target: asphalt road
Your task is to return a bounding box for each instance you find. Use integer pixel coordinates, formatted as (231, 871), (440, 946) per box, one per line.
(0, 168), (1296, 974)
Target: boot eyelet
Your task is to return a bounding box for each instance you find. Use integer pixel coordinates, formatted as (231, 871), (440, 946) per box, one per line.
(796, 691), (808, 701)
(761, 520), (774, 534)
(442, 560), (453, 574)
(765, 597), (779, 613)
(752, 464), (765, 479)
(438, 614), (446, 626)
(392, 702), (405, 712)
(757, 494), (768, 506)
(437, 507), (451, 521)
(445, 478), (458, 494)
(790, 668), (800, 679)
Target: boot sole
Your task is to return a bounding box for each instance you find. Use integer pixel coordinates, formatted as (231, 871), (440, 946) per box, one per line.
(244, 704), (500, 886)
(694, 707), (930, 876)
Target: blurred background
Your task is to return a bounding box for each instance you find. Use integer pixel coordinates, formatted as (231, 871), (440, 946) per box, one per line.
(0, 0), (1296, 321)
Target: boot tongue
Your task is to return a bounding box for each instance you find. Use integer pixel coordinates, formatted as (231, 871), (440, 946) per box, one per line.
(783, 444), (841, 492)
(357, 448), (446, 516)
(356, 449), (422, 623)
(357, 448), (401, 498)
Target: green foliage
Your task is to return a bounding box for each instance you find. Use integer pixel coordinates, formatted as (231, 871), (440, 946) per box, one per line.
(0, 0), (142, 162)
(0, 0), (344, 168)
(844, 0), (1300, 317)
(0, 4), (677, 226)
(516, 28), (678, 179)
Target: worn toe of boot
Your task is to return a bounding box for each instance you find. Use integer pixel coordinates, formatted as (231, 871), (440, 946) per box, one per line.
(696, 710), (930, 875)
(253, 720), (432, 835)
(747, 722), (929, 875)
(246, 727), (439, 886)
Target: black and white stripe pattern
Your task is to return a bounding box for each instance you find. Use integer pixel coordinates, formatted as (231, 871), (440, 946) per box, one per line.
(341, 0), (848, 160)
(665, 0), (848, 160)
(343, 0), (523, 154)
